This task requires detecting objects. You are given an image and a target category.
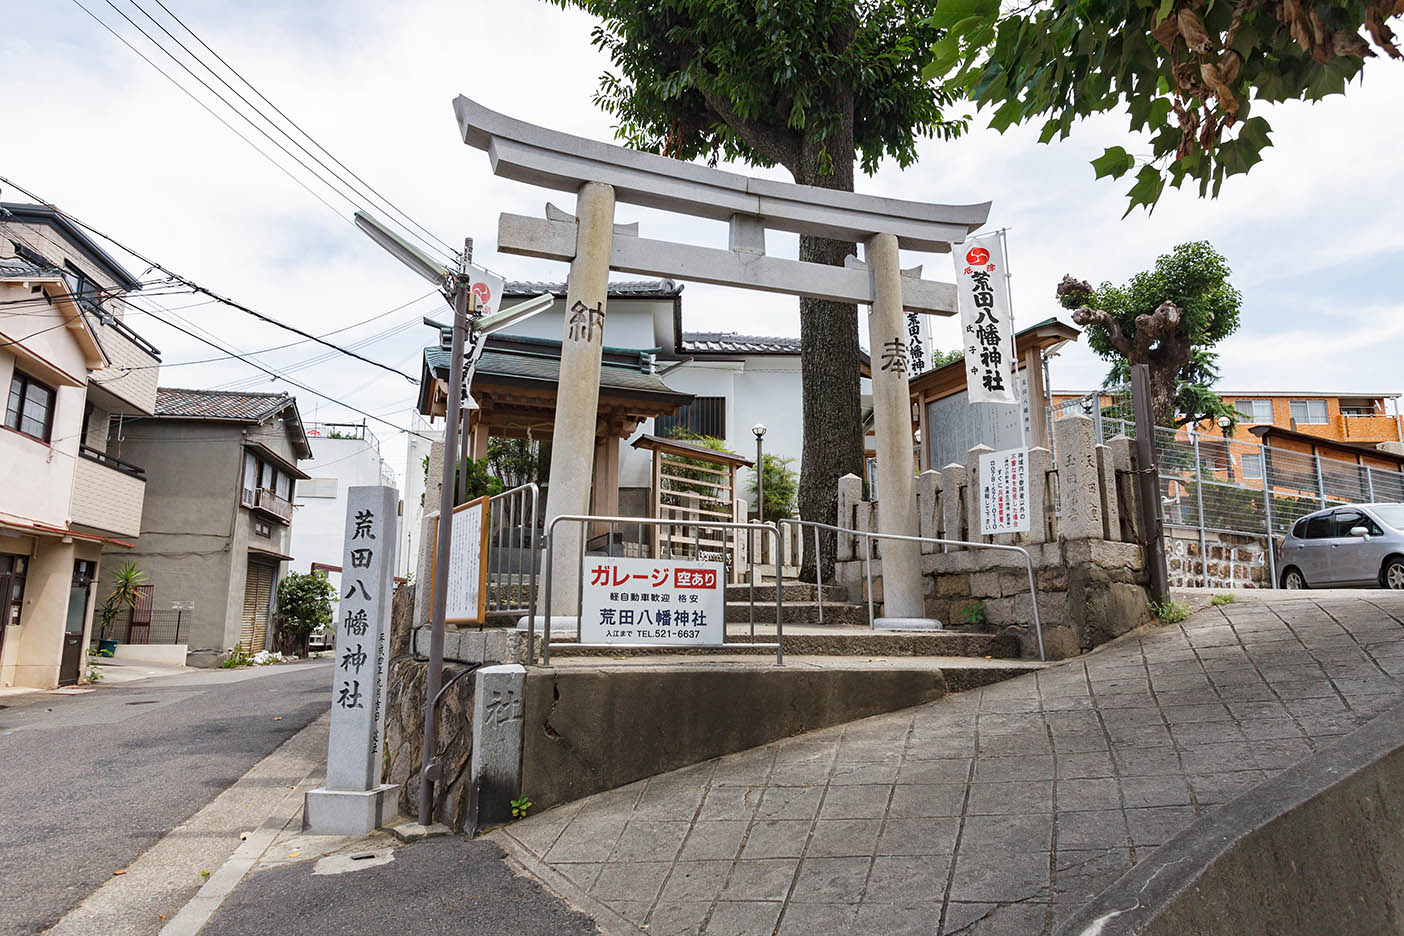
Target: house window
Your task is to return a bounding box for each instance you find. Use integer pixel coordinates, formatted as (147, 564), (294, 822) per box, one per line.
(656, 396), (726, 440)
(1234, 399), (1273, 424)
(1290, 400), (1329, 425)
(62, 263), (103, 313)
(254, 520), (271, 538)
(1241, 452), (1264, 480)
(5, 371), (56, 442)
(0, 554), (27, 627)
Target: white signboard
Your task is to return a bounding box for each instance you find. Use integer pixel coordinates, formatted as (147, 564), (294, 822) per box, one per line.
(979, 447), (1032, 535)
(438, 496), (489, 624)
(955, 232), (1018, 405)
(580, 556), (726, 646)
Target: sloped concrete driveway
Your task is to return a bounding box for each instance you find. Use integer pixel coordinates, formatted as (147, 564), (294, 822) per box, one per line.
(492, 591), (1404, 935)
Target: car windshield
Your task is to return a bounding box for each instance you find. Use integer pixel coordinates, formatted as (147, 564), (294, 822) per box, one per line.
(1372, 505), (1404, 531)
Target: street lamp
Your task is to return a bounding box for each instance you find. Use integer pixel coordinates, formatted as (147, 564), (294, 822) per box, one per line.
(1218, 415), (1235, 482)
(752, 424), (767, 522)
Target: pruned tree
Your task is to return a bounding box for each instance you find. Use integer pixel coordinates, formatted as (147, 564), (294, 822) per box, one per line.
(546, 0), (967, 579)
(1056, 241), (1242, 426)
(929, 0), (1404, 212)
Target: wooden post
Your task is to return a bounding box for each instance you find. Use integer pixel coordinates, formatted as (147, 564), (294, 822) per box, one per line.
(1131, 364), (1169, 603)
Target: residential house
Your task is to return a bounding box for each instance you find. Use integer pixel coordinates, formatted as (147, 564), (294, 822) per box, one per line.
(0, 201), (160, 687)
(104, 388), (311, 665)
(290, 421), (399, 590)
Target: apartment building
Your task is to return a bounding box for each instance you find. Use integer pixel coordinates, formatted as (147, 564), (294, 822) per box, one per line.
(0, 202), (160, 688)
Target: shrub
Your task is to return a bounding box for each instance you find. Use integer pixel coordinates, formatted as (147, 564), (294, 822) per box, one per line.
(274, 572), (335, 657)
(748, 453), (798, 523)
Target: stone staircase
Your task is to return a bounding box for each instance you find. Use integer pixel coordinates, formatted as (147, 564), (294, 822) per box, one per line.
(543, 578), (1038, 690)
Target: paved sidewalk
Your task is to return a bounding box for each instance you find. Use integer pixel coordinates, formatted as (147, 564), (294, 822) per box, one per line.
(492, 591), (1404, 935)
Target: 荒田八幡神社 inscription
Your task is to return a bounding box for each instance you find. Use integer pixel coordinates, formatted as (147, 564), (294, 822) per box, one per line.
(326, 486), (397, 792)
(579, 556), (726, 646)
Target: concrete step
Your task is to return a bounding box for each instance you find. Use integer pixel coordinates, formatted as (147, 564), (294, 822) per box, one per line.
(723, 582), (845, 602)
(544, 627), (1021, 660)
(724, 601), (866, 626)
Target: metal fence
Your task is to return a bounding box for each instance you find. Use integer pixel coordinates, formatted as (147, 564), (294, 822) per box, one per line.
(98, 608), (191, 645)
(483, 482), (539, 618)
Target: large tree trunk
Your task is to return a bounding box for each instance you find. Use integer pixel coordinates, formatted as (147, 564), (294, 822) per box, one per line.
(793, 136), (862, 584)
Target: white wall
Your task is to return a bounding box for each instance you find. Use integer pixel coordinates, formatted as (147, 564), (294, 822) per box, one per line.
(399, 415), (439, 579)
(290, 436), (394, 578)
(500, 295), (669, 351)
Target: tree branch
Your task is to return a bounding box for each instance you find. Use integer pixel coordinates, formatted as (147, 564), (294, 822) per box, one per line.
(1132, 300), (1182, 360)
(696, 85), (802, 172)
(1070, 305), (1135, 358)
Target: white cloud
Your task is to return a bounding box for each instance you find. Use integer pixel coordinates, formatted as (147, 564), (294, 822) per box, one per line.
(4, 0), (1403, 482)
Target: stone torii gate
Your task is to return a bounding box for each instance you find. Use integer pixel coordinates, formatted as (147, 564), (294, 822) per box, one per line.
(453, 95), (991, 621)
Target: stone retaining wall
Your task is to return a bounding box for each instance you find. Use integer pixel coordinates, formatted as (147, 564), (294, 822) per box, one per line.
(1166, 527), (1273, 589)
(836, 414), (1154, 658)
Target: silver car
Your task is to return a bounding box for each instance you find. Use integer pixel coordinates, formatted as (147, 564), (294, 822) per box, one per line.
(1279, 503), (1404, 589)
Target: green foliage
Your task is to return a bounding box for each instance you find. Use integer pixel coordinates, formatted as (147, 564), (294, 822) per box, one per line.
(959, 601), (987, 625)
(662, 427), (738, 504)
(748, 454), (799, 523)
(487, 438), (550, 490)
(221, 645), (257, 668)
(1211, 592), (1237, 605)
(86, 647), (104, 683)
(99, 561), (147, 636)
(1152, 598), (1191, 624)
(511, 795), (533, 819)
(548, 0), (968, 182)
(1059, 241), (1241, 426)
(932, 347), (965, 368)
(274, 571), (335, 656)
(456, 457), (505, 501)
(930, 0), (1400, 212)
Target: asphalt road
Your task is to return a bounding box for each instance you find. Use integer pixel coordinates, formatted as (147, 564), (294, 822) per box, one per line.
(202, 837), (599, 936)
(0, 662), (331, 936)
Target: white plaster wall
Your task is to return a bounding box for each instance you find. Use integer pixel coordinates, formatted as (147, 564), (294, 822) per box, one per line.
(500, 296), (667, 351)
(289, 436), (391, 574)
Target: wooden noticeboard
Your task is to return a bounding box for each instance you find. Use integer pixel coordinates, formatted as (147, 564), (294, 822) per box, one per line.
(432, 495), (490, 624)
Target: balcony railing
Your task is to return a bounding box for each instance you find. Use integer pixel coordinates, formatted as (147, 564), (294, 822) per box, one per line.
(78, 443), (146, 479)
(246, 487), (293, 524)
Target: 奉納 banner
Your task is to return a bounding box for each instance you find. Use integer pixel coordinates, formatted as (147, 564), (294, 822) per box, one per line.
(955, 232), (1018, 405)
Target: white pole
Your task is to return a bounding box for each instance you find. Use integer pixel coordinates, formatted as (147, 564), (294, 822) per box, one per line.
(998, 228), (1030, 452)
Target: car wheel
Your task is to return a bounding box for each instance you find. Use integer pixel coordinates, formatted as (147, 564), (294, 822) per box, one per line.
(1384, 558), (1404, 590)
(1282, 567), (1307, 589)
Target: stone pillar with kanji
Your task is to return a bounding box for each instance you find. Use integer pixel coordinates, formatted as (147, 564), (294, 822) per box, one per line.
(304, 485), (401, 834)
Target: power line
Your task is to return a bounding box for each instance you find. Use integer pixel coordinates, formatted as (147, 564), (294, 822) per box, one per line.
(145, 0), (459, 263)
(121, 295), (433, 441)
(0, 174), (418, 382)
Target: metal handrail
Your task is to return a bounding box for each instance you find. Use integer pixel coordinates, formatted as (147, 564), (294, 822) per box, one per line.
(778, 518), (1046, 661)
(484, 482), (539, 618)
(536, 514), (785, 666)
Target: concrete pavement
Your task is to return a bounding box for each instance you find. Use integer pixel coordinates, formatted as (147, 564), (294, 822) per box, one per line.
(0, 661), (331, 936)
(491, 591), (1404, 935)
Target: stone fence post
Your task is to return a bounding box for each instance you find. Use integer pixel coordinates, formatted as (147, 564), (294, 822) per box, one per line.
(1055, 415), (1103, 540)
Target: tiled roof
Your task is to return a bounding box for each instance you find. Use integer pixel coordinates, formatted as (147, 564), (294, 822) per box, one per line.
(155, 387), (295, 421)
(0, 256), (53, 279)
(503, 279), (683, 299)
(680, 332), (801, 355)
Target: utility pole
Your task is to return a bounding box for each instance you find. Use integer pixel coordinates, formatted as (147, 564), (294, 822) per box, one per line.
(1131, 365), (1169, 603)
(419, 240), (472, 827)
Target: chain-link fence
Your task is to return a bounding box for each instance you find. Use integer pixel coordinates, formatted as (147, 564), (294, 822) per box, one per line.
(1065, 404), (1404, 588)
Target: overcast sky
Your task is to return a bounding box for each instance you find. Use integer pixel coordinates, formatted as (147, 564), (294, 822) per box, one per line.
(4, 0), (1402, 484)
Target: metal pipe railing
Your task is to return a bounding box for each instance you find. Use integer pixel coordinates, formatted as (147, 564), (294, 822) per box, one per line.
(539, 514), (785, 666)
(778, 518), (1046, 662)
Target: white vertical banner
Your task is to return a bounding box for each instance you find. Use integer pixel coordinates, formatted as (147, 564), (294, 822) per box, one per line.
(955, 232), (1018, 405)
(905, 309), (934, 375)
(467, 263), (506, 317)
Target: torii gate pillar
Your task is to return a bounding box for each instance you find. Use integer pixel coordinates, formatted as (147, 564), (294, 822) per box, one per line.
(865, 233), (925, 622)
(545, 181), (616, 614)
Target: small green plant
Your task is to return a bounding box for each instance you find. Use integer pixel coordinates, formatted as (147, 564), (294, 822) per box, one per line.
(221, 645), (256, 668)
(1152, 599), (1191, 624)
(959, 601), (987, 626)
(510, 795), (533, 819)
(86, 647), (104, 683)
(747, 453), (799, 523)
(1210, 593), (1237, 606)
(98, 561), (148, 639)
(200, 869), (210, 880)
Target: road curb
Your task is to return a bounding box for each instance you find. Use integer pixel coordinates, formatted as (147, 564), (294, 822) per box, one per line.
(490, 826), (641, 936)
(155, 714), (330, 936)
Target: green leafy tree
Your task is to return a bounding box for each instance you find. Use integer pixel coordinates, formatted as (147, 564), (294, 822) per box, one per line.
(487, 437), (551, 489)
(929, 347), (965, 368)
(274, 571), (335, 657)
(1103, 347), (1238, 428)
(748, 454), (799, 523)
(546, 0), (968, 580)
(1056, 241), (1241, 427)
(929, 0), (1404, 212)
